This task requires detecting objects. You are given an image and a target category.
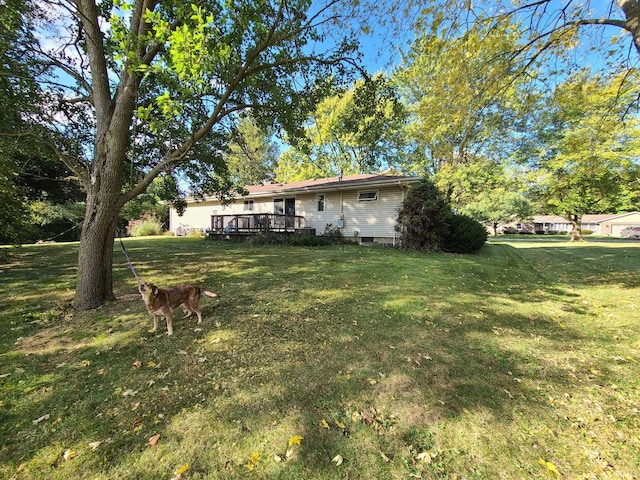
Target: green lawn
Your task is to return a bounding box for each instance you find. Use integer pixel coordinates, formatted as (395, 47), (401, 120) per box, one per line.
(1, 237), (639, 479)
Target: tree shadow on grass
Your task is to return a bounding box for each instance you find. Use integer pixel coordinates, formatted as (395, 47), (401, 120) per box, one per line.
(1, 240), (638, 478)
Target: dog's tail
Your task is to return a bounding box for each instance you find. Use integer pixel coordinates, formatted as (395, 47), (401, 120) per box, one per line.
(202, 289), (219, 298)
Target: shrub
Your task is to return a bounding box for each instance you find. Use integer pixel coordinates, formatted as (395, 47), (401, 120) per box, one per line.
(245, 232), (348, 247)
(244, 233), (287, 246)
(396, 178), (451, 252)
(582, 229), (593, 235)
(442, 213), (487, 254)
(129, 216), (163, 237)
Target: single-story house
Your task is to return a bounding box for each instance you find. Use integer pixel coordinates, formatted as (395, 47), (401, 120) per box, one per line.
(169, 174), (421, 244)
(501, 212), (640, 236)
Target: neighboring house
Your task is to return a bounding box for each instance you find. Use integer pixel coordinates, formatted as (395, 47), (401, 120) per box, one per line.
(169, 174), (421, 244)
(500, 212), (640, 236)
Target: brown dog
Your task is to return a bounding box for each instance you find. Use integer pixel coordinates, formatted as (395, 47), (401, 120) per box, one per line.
(139, 282), (219, 335)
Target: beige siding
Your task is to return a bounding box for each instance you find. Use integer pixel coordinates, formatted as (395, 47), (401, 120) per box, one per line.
(605, 213), (640, 236)
(295, 192), (342, 234)
(171, 184), (407, 240)
(170, 198), (273, 232)
(342, 187), (404, 240)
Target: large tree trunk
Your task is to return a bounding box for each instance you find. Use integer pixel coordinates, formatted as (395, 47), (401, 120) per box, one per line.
(568, 214), (583, 242)
(73, 176), (124, 310)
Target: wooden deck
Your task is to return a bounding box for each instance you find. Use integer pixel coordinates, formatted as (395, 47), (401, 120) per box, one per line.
(208, 213), (314, 239)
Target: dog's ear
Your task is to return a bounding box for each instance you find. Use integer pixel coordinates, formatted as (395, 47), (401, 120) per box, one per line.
(152, 286), (158, 295)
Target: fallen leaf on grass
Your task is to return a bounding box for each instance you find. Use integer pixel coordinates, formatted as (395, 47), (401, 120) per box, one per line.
(32, 414), (50, 425)
(320, 419), (330, 429)
(335, 420), (346, 430)
(88, 441), (102, 450)
(367, 378), (377, 385)
(132, 361), (142, 368)
(538, 458), (561, 477)
(245, 452), (261, 471)
(332, 454), (344, 466)
(148, 434), (160, 447)
(288, 435), (303, 447)
(175, 464), (189, 475)
(62, 449), (76, 461)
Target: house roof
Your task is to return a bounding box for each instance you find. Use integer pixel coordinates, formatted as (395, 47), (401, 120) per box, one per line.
(242, 174), (420, 197)
(188, 174), (421, 202)
(532, 213), (639, 224)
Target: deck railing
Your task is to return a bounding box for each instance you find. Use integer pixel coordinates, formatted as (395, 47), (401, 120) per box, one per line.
(210, 213), (306, 234)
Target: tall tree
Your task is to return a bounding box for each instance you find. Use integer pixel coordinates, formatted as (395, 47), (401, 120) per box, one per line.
(276, 74), (406, 180)
(393, 20), (534, 175)
(527, 70), (640, 241)
(436, 158), (533, 236)
(274, 149), (331, 183)
(0, 0), (48, 243)
(3, 0), (364, 309)
(226, 115), (278, 187)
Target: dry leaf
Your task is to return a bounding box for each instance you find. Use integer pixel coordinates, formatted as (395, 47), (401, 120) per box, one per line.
(62, 449), (76, 461)
(288, 435), (304, 447)
(175, 464), (189, 475)
(88, 441), (102, 450)
(335, 420), (346, 430)
(133, 360), (142, 368)
(148, 434), (160, 447)
(367, 378), (377, 385)
(245, 452), (261, 471)
(320, 419), (330, 429)
(32, 414), (50, 425)
(332, 454), (344, 466)
(273, 454), (282, 463)
(538, 458), (561, 477)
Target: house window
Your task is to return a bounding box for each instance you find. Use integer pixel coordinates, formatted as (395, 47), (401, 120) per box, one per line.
(317, 194), (325, 212)
(244, 200), (254, 211)
(358, 190), (378, 202)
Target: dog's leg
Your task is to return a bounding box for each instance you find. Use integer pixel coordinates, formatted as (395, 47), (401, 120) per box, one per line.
(165, 312), (174, 335)
(152, 314), (159, 332)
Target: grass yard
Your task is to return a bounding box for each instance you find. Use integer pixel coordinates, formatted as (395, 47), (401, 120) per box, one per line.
(0, 237), (639, 479)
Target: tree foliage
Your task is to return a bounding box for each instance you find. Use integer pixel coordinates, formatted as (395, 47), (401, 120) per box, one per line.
(226, 115), (279, 187)
(436, 158), (533, 235)
(275, 74), (406, 180)
(527, 70), (640, 240)
(393, 20), (533, 175)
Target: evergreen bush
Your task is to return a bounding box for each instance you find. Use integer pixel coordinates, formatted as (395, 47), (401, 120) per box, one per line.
(442, 213), (487, 254)
(396, 178), (451, 252)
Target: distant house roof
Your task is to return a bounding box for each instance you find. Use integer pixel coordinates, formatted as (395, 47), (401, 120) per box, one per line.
(532, 214), (634, 224)
(242, 174), (420, 197)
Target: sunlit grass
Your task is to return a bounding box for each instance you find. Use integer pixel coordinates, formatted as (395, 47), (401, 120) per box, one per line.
(1, 237), (639, 478)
